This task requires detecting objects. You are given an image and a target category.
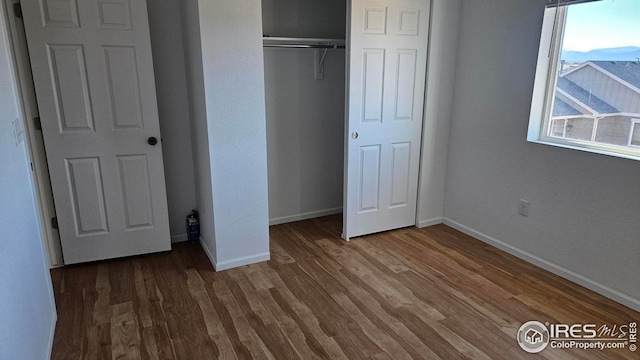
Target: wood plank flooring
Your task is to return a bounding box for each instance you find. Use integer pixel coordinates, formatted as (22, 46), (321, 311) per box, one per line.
(50, 215), (640, 359)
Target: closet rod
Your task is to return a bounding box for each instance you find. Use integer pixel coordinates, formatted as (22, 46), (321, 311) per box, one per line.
(263, 37), (346, 49)
(263, 44), (345, 49)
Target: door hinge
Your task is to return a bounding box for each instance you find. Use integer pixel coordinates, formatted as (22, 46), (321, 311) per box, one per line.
(13, 3), (22, 19)
(51, 217), (58, 229)
(34, 116), (41, 131)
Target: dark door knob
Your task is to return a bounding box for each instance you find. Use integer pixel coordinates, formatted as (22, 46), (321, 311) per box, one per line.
(148, 137), (158, 146)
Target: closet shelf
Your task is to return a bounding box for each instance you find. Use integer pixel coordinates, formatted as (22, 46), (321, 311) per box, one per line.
(263, 37), (345, 49)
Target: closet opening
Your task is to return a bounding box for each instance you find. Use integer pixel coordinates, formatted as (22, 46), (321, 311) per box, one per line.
(263, 0), (432, 240)
(262, 0), (348, 231)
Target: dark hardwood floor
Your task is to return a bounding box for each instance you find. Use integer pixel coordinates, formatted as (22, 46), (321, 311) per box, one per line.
(50, 215), (639, 359)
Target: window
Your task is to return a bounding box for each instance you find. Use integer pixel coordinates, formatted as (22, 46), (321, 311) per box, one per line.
(528, 0), (640, 160)
(629, 120), (640, 147)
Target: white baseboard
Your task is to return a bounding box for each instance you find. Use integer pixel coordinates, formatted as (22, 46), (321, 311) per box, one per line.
(199, 236), (270, 272)
(417, 217), (443, 228)
(215, 252), (271, 271)
(171, 234), (188, 243)
(47, 311), (57, 360)
(442, 218), (640, 312)
(199, 235), (216, 269)
(269, 207), (342, 226)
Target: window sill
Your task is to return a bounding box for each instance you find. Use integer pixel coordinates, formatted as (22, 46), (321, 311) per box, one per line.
(527, 138), (640, 162)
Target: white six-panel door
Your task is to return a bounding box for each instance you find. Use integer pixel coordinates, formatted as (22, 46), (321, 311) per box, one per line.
(344, 0), (430, 239)
(21, 0), (171, 263)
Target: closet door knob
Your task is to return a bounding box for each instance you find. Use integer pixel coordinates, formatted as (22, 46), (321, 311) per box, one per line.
(148, 137), (158, 146)
(351, 132), (359, 139)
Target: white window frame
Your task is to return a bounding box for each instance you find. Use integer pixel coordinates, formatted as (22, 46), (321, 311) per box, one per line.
(528, 5), (640, 161)
(628, 119), (640, 148)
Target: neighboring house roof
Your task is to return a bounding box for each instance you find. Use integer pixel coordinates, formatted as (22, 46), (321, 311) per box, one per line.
(555, 77), (619, 114)
(562, 61), (640, 96)
(553, 98), (582, 117)
(590, 61), (640, 91)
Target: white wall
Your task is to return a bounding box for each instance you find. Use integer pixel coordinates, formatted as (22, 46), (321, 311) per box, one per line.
(147, 0), (197, 242)
(417, 0), (461, 227)
(262, 0), (346, 39)
(444, 0), (640, 310)
(0, 6), (56, 359)
(199, 0), (270, 269)
(181, 0), (270, 270)
(263, 1), (346, 225)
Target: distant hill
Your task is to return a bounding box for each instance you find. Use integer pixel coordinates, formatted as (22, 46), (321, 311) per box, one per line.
(562, 46), (640, 62)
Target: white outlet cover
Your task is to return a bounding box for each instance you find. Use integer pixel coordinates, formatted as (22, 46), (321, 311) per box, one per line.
(519, 199), (530, 217)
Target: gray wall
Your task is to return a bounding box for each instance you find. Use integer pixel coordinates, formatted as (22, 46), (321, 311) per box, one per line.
(0, 5), (56, 358)
(180, 0), (216, 256)
(262, 0), (346, 39)
(444, 0), (640, 310)
(147, 0), (197, 241)
(417, 0), (461, 226)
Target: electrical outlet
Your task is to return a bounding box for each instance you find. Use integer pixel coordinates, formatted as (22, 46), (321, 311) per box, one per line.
(519, 199), (530, 217)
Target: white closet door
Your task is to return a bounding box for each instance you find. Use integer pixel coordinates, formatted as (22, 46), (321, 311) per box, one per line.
(21, 0), (171, 264)
(344, 0), (430, 239)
